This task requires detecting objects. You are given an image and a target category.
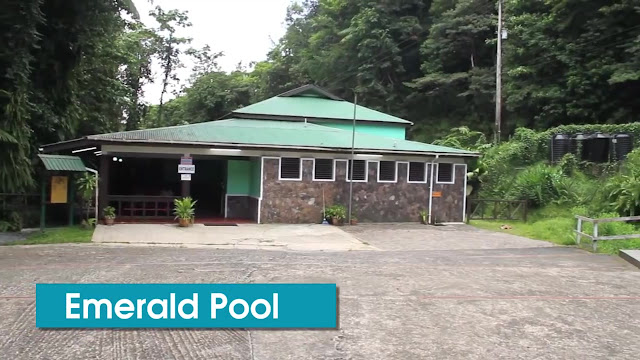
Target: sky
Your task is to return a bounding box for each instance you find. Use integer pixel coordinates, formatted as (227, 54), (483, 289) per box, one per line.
(133, 0), (294, 104)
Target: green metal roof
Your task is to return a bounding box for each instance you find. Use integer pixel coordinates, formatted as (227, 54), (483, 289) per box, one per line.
(232, 96), (413, 125)
(87, 119), (476, 156)
(38, 154), (87, 172)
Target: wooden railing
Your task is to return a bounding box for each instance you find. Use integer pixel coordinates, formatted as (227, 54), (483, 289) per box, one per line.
(107, 195), (179, 218)
(575, 215), (640, 251)
(466, 199), (528, 223)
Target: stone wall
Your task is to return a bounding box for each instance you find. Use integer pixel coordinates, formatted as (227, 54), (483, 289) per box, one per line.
(260, 158), (466, 224)
(226, 195), (259, 221)
(431, 164), (466, 223)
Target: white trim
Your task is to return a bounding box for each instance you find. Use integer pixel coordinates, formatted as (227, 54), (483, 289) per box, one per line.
(312, 158), (336, 182)
(346, 159), (368, 182)
(407, 161), (428, 184)
(435, 162), (455, 184)
(461, 163), (468, 222)
(428, 156), (438, 224)
(377, 160), (398, 183)
(278, 157), (302, 181)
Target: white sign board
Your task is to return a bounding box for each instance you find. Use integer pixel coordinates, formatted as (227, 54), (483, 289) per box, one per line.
(180, 156), (192, 165)
(181, 174), (191, 181)
(178, 164), (195, 174)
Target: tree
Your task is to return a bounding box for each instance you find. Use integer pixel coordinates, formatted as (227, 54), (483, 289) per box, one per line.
(149, 6), (192, 126)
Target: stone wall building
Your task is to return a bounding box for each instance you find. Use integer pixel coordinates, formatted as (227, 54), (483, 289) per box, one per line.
(42, 85), (477, 224)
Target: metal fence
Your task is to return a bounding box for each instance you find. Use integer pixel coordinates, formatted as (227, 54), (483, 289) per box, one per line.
(575, 215), (640, 251)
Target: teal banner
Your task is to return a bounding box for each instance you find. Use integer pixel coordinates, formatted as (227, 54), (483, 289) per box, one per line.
(36, 283), (337, 328)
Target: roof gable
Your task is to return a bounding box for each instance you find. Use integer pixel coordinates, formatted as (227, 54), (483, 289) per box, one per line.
(232, 96), (412, 125)
(277, 84), (343, 100)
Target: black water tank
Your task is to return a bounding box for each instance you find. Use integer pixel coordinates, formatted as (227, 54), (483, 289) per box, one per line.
(584, 132), (611, 163)
(612, 133), (633, 161)
(550, 134), (571, 163)
(571, 133), (589, 160)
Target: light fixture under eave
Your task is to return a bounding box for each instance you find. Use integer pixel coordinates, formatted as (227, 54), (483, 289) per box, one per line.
(112, 157), (118, 161)
(72, 146), (97, 154)
(355, 154), (382, 158)
(94, 151), (102, 156)
(209, 148), (242, 152)
(118, 158), (123, 162)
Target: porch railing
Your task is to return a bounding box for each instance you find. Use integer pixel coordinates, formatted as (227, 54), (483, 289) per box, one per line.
(107, 195), (179, 218)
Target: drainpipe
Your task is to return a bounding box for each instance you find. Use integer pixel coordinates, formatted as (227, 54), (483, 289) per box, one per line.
(427, 155), (439, 224)
(85, 167), (98, 220)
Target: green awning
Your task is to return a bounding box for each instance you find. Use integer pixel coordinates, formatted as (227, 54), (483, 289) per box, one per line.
(38, 154), (87, 172)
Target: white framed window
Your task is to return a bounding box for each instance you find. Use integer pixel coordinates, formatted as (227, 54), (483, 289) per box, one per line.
(408, 162), (427, 183)
(436, 163), (455, 184)
(377, 161), (397, 183)
(279, 157), (302, 180)
(347, 160), (367, 182)
(313, 159), (335, 181)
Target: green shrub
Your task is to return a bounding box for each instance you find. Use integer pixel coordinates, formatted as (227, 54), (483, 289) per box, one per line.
(325, 204), (347, 220)
(506, 163), (559, 207)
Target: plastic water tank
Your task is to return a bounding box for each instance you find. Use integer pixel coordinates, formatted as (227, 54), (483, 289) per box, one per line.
(550, 134), (571, 163)
(612, 133), (633, 161)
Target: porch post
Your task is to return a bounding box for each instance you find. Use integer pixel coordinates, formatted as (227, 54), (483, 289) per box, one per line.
(181, 153), (191, 197)
(98, 155), (109, 218)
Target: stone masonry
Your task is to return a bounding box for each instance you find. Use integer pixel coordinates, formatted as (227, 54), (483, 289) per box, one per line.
(259, 158), (466, 223)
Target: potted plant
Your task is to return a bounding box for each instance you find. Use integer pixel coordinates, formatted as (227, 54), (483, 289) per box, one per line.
(350, 216), (358, 225)
(325, 204), (346, 226)
(103, 206), (116, 226)
(174, 197), (197, 227)
(419, 210), (428, 224)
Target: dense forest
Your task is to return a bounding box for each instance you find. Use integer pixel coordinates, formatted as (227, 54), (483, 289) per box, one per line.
(2, 0), (640, 193)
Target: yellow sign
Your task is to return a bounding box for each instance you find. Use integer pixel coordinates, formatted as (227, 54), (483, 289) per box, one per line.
(432, 191), (442, 198)
(51, 176), (68, 204)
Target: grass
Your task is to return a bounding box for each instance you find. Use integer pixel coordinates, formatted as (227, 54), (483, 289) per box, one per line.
(5, 226), (94, 245)
(470, 205), (640, 255)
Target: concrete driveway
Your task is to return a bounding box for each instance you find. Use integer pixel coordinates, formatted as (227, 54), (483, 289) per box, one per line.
(1, 224), (639, 359)
(92, 223), (376, 251)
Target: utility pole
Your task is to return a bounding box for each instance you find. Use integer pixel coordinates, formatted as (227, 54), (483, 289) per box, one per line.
(495, 0), (503, 144)
(348, 92), (357, 225)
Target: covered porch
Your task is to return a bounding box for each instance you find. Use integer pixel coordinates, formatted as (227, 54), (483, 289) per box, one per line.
(97, 148), (261, 223)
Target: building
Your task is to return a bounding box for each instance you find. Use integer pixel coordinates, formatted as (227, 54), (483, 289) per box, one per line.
(42, 85), (478, 224)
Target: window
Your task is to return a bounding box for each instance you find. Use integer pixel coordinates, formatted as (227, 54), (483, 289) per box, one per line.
(378, 161), (397, 182)
(347, 160), (367, 182)
(314, 159), (334, 181)
(279, 157), (301, 180)
(437, 163), (454, 183)
(408, 162), (426, 183)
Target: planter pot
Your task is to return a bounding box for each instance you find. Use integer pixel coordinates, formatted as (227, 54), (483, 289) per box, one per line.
(350, 219), (358, 225)
(105, 217), (115, 226)
(178, 218), (191, 227)
(331, 217), (344, 226)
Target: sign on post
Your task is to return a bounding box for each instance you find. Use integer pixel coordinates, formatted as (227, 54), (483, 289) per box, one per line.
(178, 164), (195, 174)
(51, 176), (68, 204)
(180, 157), (193, 165)
(181, 174), (191, 181)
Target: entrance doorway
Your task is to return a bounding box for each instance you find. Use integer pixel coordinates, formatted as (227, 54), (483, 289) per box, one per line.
(190, 159), (226, 217)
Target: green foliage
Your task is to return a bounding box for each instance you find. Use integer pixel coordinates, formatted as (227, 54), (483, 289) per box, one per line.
(8, 226), (94, 245)
(173, 197), (197, 220)
(325, 204), (347, 220)
(604, 149), (640, 216)
(506, 163), (559, 207)
(103, 206), (116, 219)
(77, 173), (97, 202)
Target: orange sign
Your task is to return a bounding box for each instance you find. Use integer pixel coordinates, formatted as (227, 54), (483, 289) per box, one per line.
(432, 191), (442, 198)
(51, 176), (68, 204)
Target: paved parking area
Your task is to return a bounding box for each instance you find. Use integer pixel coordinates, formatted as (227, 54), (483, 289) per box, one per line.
(1, 224), (639, 359)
